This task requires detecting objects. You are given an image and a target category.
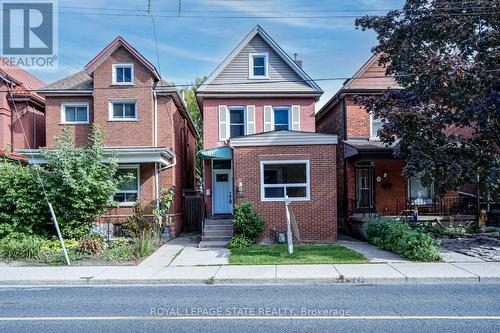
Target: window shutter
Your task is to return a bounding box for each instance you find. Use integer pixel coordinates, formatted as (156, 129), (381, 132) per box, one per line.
(218, 105), (228, 140)
(291, 105), (300, 131)
(246, 105), (255, 135)
(263, 105), (273, 132)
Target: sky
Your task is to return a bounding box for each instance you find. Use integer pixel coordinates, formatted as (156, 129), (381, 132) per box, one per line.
(28, 0), (405, 110)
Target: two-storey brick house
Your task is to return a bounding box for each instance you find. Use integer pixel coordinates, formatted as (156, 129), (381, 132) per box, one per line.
(316, 54), (476, 225)
(20, 37), (197, 236)
(1, 60), (45, 161)
(196, 26), (339, 244)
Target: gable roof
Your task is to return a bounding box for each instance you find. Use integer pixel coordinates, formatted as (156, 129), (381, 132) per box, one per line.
(343, 53), (400, 90)
(84, 36), (161, 81)
(197, 25), (322, 95)
(0, 58), (45, 101)
(40, 70), (93, 91)
(316, 54), (402, 121)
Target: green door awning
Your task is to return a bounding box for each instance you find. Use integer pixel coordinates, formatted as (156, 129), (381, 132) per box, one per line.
(196, 146), (232, 160)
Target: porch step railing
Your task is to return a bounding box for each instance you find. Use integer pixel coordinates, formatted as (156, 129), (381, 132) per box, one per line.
(396, 197), (477, 217)
(348, 199), (381, 219)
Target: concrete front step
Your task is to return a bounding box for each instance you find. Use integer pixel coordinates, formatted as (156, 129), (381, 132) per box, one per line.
(203, 225), (233, 231)
(204, 220), (233, 226)
(198, 240), (230, 248)
(201, 236), (233, 241)
(203, 230), (233, 237)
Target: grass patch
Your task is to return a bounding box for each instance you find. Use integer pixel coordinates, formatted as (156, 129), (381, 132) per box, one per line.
(229, 244), (367, 265)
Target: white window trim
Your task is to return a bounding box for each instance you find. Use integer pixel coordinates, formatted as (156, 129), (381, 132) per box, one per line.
(369, 112), (383, 141)
(60, 103), (90, 124)
(228, 106), (247, 138)
(272, 106), (291, 131)
(248, 52), (269, 79)
(113, 164), (140, 207)
(112, 63), (134, 85)
(260, 160), (310, 202)
(108, 99), (138, 121)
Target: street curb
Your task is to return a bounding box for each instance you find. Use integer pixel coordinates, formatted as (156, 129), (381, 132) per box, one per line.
(0, 276), (495, 286)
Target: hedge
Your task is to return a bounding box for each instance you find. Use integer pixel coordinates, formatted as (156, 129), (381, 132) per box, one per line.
(366, 218), (441, 262)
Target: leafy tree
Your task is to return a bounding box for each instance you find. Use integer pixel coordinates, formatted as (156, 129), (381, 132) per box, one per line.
(355, 0), (499, 198)
(42, 125), (119, 238)
(0, 162), (48, 238)
(183, 76), (206, 177)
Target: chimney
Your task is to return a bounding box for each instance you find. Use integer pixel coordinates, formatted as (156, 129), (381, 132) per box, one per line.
(293, 53), (302, 68)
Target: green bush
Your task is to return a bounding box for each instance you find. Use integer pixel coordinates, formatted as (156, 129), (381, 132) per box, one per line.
(110, 237), (130, 249)
(233, 202), (265, 243)
(367, 218), (441, 262)
(0, 163), (49, 237)
(42, 239), (79, 253)
(122, 201), (153, 239)
(102, 244), (134, 262)
(43, 248), (85, 264)
(0, 235), (44, 260)
(227, 235), (252, 249)
(133, 237), (157, 258)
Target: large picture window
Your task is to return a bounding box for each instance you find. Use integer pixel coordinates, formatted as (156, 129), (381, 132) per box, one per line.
(113, 166), (139, 205)
(260, 161), (310, 201)
(409, 175), (434, 206)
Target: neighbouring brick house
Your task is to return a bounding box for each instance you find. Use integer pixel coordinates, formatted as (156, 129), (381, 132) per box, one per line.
(19, 37), (197, 236)
(196, 25), (339, 244)
(0, 59), (45, 162)
(316, 54), (477, 225)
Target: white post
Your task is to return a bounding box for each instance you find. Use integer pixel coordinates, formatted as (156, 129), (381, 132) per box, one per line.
(285, 195), (293, 255)
(48, 202), (70, 266)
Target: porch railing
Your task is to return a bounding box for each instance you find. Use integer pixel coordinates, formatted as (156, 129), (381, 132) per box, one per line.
(348, 199), (381, 219)
(396, 197), (477, 217)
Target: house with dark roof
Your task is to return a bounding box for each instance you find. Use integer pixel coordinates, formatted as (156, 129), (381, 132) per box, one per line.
(316, 54), (477, 231)
(196, 26), (339, 246)
(19, 37), (198, 237)
(0, 59), (45, 161)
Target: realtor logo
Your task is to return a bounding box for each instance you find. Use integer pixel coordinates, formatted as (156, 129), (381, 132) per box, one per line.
(1, 0), (58, 68)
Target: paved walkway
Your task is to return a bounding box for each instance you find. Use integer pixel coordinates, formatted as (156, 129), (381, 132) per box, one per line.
(1, 262), (499, 285)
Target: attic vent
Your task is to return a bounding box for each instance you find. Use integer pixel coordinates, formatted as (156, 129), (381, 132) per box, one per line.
(293, 53), (302, 68)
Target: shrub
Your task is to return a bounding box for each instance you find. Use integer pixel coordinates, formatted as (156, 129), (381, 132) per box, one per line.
(102, 244), (134, 262)
(0, 235), (44, 260)
(122, 201), (153, 239)
(42, 239), (79, 253)
(0, 163), (49, 237)
(79, 236), (102, 255)
(110, 237), (130, 249)
(227, 235), (252, 249)
(44, 248), (85, 264)
(233, 202), (265, 243)
(133, 237), (157, 258)
(367, 218), (441, 262)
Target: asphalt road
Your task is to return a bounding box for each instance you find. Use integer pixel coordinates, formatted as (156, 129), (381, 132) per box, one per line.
(0, 283), (499, 333)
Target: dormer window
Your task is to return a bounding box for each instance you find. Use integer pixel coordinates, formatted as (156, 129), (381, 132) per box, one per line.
(249, 53), (269, 79)
(112, 63), (134, 84)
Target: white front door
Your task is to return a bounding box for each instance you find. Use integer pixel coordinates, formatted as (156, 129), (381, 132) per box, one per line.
(213, 170), (232, 214)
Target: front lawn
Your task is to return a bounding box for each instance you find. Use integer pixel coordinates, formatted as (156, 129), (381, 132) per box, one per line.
(229, 244), (367, 265)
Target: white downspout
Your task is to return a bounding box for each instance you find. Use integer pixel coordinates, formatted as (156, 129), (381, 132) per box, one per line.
(155, 162), (160, 212)
(153, 91), (158, 147)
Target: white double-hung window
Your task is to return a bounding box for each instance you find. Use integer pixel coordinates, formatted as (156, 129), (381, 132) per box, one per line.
(112, 63), (134, 84)
(370, 113), (383, 140)
(61, 103), (89, 124)
(261, 160), (310, 201)
(248, 53), (269, 79)
(109, 100), (137, 120)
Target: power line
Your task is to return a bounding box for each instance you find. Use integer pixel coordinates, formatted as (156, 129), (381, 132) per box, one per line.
(148, 0), (162, 78)
(8, 69), (498, 92)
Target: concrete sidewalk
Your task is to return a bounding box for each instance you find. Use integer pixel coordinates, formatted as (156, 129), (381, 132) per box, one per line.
(1, 262), (499, 285)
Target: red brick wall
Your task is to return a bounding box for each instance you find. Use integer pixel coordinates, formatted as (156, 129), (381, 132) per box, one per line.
(316, 99), (345, 218)
(93, 46), (154, 147)
(202, 97), (317, 149)
(233, 144), (337, 242)
(45, 96), (93, 148)
(345, 96), (370, 139)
